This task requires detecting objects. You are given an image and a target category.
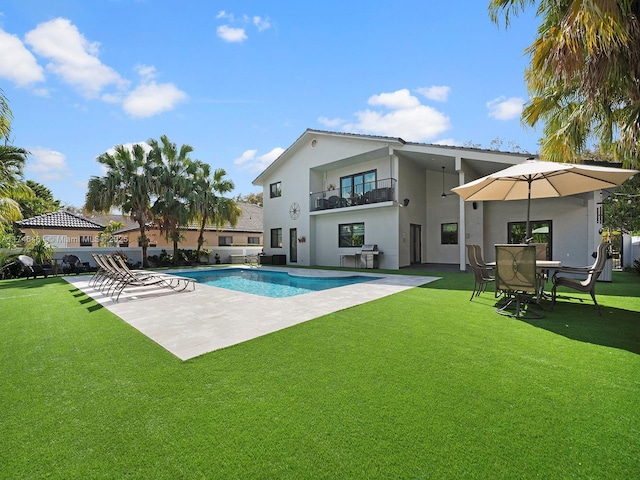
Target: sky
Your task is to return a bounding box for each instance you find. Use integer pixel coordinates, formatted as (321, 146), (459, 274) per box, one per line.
(1, 0), (542, 209)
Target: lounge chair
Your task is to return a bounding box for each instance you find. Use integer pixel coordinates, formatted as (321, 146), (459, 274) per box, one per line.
(551, 242), (609, 316)
(17, 255), (53, 279)
(90, 253), (195, 301)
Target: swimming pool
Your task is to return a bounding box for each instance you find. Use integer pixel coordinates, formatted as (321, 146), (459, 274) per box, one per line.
(186, 268), (381, 298)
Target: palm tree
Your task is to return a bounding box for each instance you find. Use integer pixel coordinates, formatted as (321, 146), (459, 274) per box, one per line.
(188, 161), (240, 260)
(148, 135), (195, 263)
(0, 145), (32, 227)
(0, 90), (33, 229)
(1, 88), (13, 143)
(85, 143), (155, 266)
(489, 0), (640, 168)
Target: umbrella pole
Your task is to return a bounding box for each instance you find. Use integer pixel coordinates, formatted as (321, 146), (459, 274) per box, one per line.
(526, 178), (532, 243)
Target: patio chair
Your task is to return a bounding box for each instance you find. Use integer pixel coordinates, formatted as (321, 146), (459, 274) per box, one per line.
(551, 242), (609, 316)
(494, 244), (542, 318)
(62, 254), (91, 275)
(467, 244), (494, 301)
(17, 255), (53, 279)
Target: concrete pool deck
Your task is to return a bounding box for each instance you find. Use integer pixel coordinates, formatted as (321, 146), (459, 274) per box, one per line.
(65, 266), (440, 361)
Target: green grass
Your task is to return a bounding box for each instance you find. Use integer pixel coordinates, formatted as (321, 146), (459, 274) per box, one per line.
(1, 271), (639, 479)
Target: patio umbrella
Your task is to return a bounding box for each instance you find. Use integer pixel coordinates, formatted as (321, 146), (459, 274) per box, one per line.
(451, 160), (638, 241)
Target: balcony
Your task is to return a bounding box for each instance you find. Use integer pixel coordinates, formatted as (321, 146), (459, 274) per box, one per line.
(310, 178), (397, 212)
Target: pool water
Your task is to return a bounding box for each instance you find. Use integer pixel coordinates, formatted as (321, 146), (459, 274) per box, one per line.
(186, 268), (381, 298)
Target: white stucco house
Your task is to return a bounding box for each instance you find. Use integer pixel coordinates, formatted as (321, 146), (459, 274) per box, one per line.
(253, 129), (606, 271)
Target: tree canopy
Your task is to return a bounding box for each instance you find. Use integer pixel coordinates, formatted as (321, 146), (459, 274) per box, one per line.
(489, 0), (640, 169)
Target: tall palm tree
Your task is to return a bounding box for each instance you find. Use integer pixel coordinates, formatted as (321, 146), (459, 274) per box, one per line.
(85, 143), (155, 266)
(188, 161), (240, 259)
(0, 90), (33, 229)
(0, 145), (32, 226)
(148, 135), (195, 263)
(489, 0), (640, 168)
(1, 88), (13, 143)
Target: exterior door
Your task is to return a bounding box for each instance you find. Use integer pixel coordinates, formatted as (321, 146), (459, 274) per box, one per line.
(410, 224), (422, 264)
(289, 228), (298, 263)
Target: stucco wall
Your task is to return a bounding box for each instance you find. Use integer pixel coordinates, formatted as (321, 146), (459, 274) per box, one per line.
(313, 206), (398, 269)
(397, 158), (427, 267)
(260, 134), (398, 267)
(425, 170), (460, 264)
(482, 194), (590, 264)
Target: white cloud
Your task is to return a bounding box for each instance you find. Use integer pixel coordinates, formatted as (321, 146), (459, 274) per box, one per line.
(216, 11), (271, 43)
(217, 25), (247, 43)
(122, 81), (187, 118)
(253, 16), (271, 31)
(25, 147), (69, 181)
(318, 116), (346, 128)
(416, 86), (450, 102)
(234, 147), (284, 173)
(487, 96), (525, 120)
(433, 138), (460, 146)
(0, 29), (45, 87)
(24, 18), (126, 98)
(331, 89), (451, 142)
(216, 10), (234, 21)
(134, 64), (157, 82)
(368, 89), (420, 109)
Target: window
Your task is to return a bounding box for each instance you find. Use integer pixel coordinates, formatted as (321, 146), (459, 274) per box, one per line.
(271, 228), (282, 248)
(441, 223), (458, 245)
(80, 235), (92, 247)
(508, 220), (552, 256)
(339, 223), (364, 247)
(340, 170), (376, 201)
(270, 181), (282, 198)
(218, 236), (233, 246)
(248, 236), (260, 244)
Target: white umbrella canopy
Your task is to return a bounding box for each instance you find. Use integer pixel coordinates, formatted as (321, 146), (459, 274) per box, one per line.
(451, 160), (638, 240)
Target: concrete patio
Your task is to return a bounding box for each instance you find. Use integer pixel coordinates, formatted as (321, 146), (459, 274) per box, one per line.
(65, 267), (439, 360)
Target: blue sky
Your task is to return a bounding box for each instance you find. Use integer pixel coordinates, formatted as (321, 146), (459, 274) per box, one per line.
(1, 0), (541, 209)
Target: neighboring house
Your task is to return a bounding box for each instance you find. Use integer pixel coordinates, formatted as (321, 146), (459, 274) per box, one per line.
(115, 203), (263, 249)
(252, 129), (605, 270)
(16, 210), (105, 247)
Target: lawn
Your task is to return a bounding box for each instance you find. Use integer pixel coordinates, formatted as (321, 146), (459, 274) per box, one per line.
(1, 270), (639, 479)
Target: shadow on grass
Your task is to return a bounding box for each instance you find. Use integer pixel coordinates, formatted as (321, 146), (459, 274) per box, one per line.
(68, 285), (105, 313)
(519, 300), (640, 355)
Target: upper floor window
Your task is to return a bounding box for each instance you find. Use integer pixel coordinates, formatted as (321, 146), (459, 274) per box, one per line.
(248, 236), (260, 244)
(218, 236), (233, 246)
(80, 235), (92, 247)
(270, 182), (282, 198)
(340, 170), (376, 201)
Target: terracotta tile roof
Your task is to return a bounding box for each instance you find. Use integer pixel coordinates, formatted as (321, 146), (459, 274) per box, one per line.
(17, 210), (105, 230)
(116, 203), (263, 233)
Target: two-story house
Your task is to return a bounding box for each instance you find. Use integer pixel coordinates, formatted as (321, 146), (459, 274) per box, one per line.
(253, 129), (604, 270)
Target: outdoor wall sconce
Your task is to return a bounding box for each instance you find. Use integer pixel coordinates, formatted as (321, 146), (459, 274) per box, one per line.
(403, 198), (410, 207)
(298, 236), (306, 243)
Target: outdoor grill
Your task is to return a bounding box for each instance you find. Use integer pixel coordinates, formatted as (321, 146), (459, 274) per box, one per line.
(359, 244), (381, 269)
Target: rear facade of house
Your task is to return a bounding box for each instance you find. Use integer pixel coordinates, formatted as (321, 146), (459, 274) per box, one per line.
(253, 129), (605, 270)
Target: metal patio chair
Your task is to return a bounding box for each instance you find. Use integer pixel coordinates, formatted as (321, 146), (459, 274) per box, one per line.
(494, 244), (542, 318)
(551, 242), (609, 316)
(467, 244), (494, 301)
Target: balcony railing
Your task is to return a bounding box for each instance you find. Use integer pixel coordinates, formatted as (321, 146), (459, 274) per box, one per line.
(310, 178), (397, 212)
